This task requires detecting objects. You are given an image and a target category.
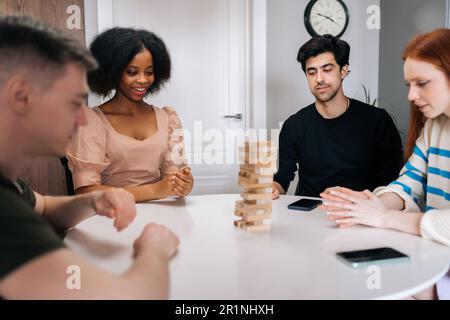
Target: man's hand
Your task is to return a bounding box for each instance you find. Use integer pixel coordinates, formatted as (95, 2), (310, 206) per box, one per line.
(133, 223), (180, 260)
(91, 188), (137, 231)
(272, 181), (280, 200)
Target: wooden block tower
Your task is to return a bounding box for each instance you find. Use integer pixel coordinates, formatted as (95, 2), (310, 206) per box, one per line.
(234, 141), (277, 232)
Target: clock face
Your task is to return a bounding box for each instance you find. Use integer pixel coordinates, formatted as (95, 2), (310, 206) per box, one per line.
(305, 0), (349, 38)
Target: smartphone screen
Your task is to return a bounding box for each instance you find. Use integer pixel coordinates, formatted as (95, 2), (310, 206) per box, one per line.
(287, 198), (322, 211)
(336, 247), (410, 268)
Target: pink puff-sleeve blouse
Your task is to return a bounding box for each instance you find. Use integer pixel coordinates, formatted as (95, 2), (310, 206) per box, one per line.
(66, 105), (187, 190)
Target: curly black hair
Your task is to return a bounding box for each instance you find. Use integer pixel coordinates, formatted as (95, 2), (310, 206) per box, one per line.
(297, 34), (350, 73)
(88, 27), (171, 97)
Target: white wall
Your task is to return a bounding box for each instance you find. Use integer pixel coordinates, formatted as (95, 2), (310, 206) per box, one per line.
(378, 0), (447, 143)
(267, 0), (380, 131)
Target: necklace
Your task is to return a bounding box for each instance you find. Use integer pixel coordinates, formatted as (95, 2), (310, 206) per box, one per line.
(345, 97), (350, 111)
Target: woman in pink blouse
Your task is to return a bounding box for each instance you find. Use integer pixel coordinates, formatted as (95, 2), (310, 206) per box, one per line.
(66, 27), (194, 202)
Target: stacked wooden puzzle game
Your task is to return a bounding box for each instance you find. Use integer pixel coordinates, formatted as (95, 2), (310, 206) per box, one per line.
(234, 141), (277, 232)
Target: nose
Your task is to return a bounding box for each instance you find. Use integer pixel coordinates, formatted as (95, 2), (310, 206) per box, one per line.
(137, 72), (149, 85)
(407, 85), (420, 102)
(316, 70), (324, 84)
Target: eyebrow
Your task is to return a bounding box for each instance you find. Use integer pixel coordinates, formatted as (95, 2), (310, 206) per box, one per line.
(127, 65), (153, 69)
(74, 93), (89, 100)
(406, 77), (428, 82)
(306, 63), (335, 72)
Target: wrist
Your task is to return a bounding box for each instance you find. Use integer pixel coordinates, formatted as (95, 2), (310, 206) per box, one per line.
(137, 244), (170, 262)
(273, 181), (285, 195)
(86, 190), (103, 212)
(382, 209), (401, 230)
(147, 180), (167, 199)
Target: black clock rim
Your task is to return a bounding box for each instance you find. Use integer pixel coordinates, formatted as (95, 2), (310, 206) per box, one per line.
(304, 0), (349, 39)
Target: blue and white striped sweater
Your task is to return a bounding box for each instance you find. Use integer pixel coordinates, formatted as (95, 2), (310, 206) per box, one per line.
(375, 114), (450, 212)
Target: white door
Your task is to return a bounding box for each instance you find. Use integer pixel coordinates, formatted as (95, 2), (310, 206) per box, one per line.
(90, 0), (267, 194)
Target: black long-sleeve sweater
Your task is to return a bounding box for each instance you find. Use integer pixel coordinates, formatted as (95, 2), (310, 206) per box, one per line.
(274, 99), (403, 197)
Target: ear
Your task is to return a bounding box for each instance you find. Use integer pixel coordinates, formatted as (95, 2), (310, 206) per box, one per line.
(341, 65), (349, 80)
(5, 76), (32, 116)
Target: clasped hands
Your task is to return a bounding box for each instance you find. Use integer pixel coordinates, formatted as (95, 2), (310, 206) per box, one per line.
(320, 187), (389, 229)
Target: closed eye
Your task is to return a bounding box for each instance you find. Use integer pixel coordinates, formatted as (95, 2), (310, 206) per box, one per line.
(417, 80), (429, 87)
(71, 101), (83, 109)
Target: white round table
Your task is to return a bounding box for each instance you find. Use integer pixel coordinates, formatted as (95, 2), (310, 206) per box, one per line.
(65, 194), (450, 299)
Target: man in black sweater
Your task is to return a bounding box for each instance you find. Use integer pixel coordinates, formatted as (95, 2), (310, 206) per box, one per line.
(273, 35), (403, 199)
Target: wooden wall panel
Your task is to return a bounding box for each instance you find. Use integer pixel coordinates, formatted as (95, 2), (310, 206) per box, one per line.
(0, 0), (86, 195)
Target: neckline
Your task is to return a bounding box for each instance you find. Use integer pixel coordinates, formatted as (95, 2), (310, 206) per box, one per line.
(315, 98), (352, 121)
(0, 172), (22, 194)
(95, 105), (160, 142)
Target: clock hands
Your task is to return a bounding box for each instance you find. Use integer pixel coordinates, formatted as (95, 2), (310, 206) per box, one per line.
(315, 13), (339, 26)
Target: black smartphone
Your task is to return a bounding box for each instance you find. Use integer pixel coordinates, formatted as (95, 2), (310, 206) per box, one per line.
(287, 198), (322, 211)
(336, 247), (410, 268)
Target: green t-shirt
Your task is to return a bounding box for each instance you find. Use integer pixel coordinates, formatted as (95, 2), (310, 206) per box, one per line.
(0, 174), (65, 282)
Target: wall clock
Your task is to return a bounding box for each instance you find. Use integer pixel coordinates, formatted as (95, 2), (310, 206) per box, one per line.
(304, 0), (349, 38)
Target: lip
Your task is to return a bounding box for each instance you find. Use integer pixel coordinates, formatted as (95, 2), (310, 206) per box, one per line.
(316, 86), (329, 92)
(132, 87), (148, 96)
(417, 104), (430, 112)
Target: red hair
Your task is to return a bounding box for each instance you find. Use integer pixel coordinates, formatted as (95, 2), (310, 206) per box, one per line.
(402, 28), (450, 160)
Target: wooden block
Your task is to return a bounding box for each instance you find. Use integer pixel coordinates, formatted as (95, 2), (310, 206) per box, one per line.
(234, 219), (247, 227)
(238, 174), (273, 184)
(244, 141), (273, 148)
(240, 165), (275, 175)
(242, 187), (273, 194)
(240, 160), (275, 168)
(243, 213), (272, 222)
(244, 224), (271, 232)
(239, 169), (274, 181)
(238, 176), (272, 188)
(234, 209), (243, 217)
(236, 200), (272, 212)
(239, 150), (277, 160)
(235, 206), (272, 217)
(240, 147), (277, 156)
(239, 148), (277, 166)
(244, 199), (272, 205)
(241, 192), (273, 201)
(244, 173), (273, 181)
(243, 203), (272, 212)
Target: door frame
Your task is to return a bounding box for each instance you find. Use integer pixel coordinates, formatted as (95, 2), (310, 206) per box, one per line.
(83, 0), (267, 129)
(446, 0), (450, 27)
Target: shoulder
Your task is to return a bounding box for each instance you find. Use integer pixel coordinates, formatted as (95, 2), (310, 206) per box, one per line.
(285, 103), (315, 126)
(350, 99), (384, 115)
(15, 179), (36, 208)
(422, 114), (449, 140)
(0, 185), (40, 224)
(157, 106), (183, 129)
(350, 99), (394, 124)
(82, 106), (106, 131)
(427, 114), (450, 130)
